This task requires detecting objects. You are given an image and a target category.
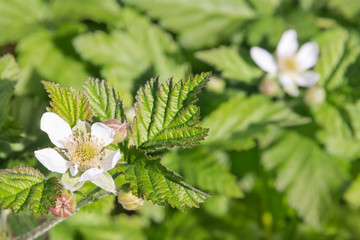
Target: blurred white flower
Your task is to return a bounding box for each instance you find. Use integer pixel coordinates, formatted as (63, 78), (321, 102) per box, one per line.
(34, 112), (122, 193)
(250, 29), (320, 97)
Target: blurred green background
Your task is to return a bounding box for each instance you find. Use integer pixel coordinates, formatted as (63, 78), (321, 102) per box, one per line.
(2, 0), (360, 239)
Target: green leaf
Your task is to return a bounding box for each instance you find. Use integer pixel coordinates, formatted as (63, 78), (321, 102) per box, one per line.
(163, 148), (243, 198)
(17, 27), (89, 91)
(0, 166), (61, 218)
(73, 8), (189, 105)
(262, 132), (348, 227)
(202, 93), (309, 150)
(195, 46), (262, 83)
(125, 0), (256, 49)
(344, 174), (360, 208)
(48, 0), (121, 23)
(0, 0), (45, 44)
(0, 81), (14, 127)
(131, 73), (210, 151)
(117, 147), (209, 210)
(43, 81), (93, 128)
(0, 54), (21, 82)
(315, 29), (360, 90)
(327, 0), (360, 20)
(84, 78), (126, 123)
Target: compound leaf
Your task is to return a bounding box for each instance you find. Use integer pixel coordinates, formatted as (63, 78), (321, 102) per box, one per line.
(43, 81), (93, 127)
(0, 166), (61, 219)
(117, 147), (209, 210)
(131, 72), (210, 151)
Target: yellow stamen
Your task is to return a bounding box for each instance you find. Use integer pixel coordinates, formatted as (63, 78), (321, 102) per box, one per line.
(61, 133), (104, 171)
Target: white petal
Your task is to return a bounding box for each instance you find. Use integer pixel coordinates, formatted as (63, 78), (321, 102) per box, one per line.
(91, 172), (116, 193)
(70, 164), (79, 176)
(278, 74), (299, 97)
(91, 122), (115, 147)
(277, 29), (298, 58)
(79, 168), (104, 181)
(250, 47), (278, 73)
(40, 112), (73, 148)
(296, 42), (319, 71)
(100, 150), (122, 171)
(295, 71), (320, 87)
(34, 148), (69, 173)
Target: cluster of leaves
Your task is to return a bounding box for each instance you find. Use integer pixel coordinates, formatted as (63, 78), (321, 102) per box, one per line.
(2, 0), (360, 239)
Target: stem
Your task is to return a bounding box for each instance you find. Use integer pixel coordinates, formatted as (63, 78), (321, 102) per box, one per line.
(13, 173), (120, 240)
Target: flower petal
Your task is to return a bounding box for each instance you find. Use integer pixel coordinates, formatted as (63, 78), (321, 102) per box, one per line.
(295, 71), (320, 87)
(296, 42), (319, 71)
(277, 29), (298, 58)
(100, 150), (122, 171)
(91, 122), (115, 147)
(62, 170), (85, 192)
(40, 112), (73, 148)
(34, 148), (69, 174)
(278, 74), (299, 97)
(70, 164), (79, 176)
(79, 168), (104, 181)
(91, 172), (116, 193)
(250, 47), (278, 73)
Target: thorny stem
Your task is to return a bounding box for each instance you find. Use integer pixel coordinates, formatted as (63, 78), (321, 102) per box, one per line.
(12, 173), (120, 240)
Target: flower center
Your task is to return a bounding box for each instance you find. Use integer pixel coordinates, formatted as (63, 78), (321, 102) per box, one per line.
(279, 57), (298, 73)
(62, 133), (104, 171)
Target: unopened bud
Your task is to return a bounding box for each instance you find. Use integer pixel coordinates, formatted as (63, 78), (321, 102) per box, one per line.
(259, 78), (280, 97)
(118, 186), (144, 211)
(49, 190), (76, 218)
(305, 86), (326, 106)
(103, 119), (128, 143)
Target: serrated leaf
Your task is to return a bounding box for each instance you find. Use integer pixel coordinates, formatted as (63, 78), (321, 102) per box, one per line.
(131, 73), (210, 151)
(73, 8), (189, 105)
(125, 0), (256, 49)
(43, 81), (93, 127)
(163, 148), (243, 198)
(262, 132), (348, 227)
(195, 46), (262, 83)
(0, 166), (61, 218)
(84, 78), (126, 123)
(202, 93), (309, 150)
(117, 147), (209, 210)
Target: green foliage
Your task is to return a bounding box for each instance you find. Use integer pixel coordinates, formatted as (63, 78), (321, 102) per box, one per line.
(202, 93), (308, 150)
(131, 73), (210, 151)
(163, 148), (243, 198)
(43, 81), (93, 127)
(125, 0), (256, 49)
(84, 78), (126, 122)
(0, 166), (61, 219)
(118, 147), (209, 210)
(262, 132), (348, 227)
(196, 46), (262, 83)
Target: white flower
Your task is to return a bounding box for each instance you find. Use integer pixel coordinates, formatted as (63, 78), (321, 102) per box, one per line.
(250, 29), (320, 97)
(34, 112), (122, 193)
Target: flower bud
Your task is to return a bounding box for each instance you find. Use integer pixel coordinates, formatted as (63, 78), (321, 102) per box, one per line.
(118, 186), (144, 211)
(259, 78), (280, 97)
(305, 86), (326, 106)
(103, 119), (128, 144)
(49, 190), (76, 218)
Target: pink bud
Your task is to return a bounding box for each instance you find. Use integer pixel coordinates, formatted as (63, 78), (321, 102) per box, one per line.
(49, 191), (76, 218)
(103, 119), (128, 143)
(259, 78), (280, 97)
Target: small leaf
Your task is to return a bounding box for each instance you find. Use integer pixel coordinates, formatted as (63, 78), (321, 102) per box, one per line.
(0, 54), (21, 82)
(131, 72), (210, 151)
(117, 147), (209, 210)
(0, 119), (23, 143)
(0, 166), (61, 218)
(84, 78), (126, 122)
(42, 81), (93, 127)
(262, 132), (348, 227)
